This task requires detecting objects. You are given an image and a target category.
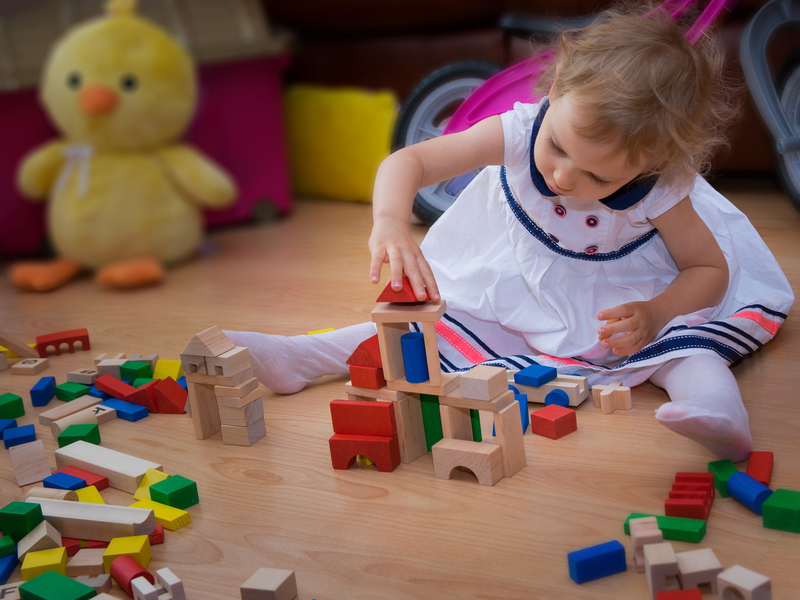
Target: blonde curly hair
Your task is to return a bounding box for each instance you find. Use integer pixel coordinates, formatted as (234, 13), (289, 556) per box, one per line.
(539, 3), (739, 182)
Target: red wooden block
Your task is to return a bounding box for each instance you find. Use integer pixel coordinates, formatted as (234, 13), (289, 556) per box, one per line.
(330, 399), (397, 437)
(656, 589), (703, 600)
(110, 554), (155, 596)
(376, 276), (429, 303)
(665, 498), (707, 521)
(675, 473), (715, 499)
(349, 365), (387, 390)
(346, 334), (383, 368)
(149, 524), (164, 546)
(61, 537), (81, 557)
(746, 451), (774, 487)
(672, 481), (714, 504)
(154, 377), (188, 414)
(94, 374), (137, 400)
(35, 328), (90, 358)
(86, 540), (109, 549)
(329, 434), (401, 472)
(669, 490), (709, 509)
(530, 404), (577, 440)
(55, 465), (109, 491)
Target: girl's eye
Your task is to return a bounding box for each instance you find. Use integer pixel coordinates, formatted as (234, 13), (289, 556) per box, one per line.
(591, 174), (610, 187)
(548, 138), (565, 155)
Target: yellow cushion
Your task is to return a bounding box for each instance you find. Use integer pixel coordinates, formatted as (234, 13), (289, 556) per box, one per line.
(286, 84), (398, 202)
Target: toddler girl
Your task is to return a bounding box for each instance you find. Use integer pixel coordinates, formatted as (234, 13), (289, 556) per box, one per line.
(227, 6), (793, 462)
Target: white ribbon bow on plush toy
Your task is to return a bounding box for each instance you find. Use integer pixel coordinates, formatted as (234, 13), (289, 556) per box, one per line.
(54, 144), (94, 197)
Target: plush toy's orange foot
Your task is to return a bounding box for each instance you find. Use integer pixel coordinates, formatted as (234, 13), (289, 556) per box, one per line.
(9, 258), (83, 291)
(95, 256), (164, 288)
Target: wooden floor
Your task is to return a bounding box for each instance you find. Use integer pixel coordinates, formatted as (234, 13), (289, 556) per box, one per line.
(1, 180), (799, 599)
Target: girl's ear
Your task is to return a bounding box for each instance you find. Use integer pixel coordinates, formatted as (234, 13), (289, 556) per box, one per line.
(548, 79), (559, 99)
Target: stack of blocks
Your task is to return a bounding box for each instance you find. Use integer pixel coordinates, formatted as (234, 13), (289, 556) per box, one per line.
(665, 473), (715, 521)
(180, 326), (266, 446)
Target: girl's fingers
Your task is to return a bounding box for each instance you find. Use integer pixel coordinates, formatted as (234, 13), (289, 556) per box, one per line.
(418, 257), (440, 301)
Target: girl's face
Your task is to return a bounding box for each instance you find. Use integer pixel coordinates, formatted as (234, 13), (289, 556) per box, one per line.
(533, 91), (647, 202)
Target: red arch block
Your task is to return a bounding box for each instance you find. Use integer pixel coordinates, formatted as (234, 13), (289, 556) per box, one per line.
(36, 328), (90, 358)
(329, 434), (400, 472)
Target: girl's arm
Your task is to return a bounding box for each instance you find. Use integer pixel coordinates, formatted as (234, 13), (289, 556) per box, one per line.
(369, 115), (505, 301)
(597, 197), (729, 355)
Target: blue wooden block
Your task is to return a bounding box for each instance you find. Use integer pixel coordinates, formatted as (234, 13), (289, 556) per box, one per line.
(30, 376), (56, 407)
(0, 551), (18, 585)
(568, 540), (627, 584)
(99, 398), (148, 422)
(177, 376), (188, 390)
(43, 472), (87, 491)
(493, 393), (529, 436)
(514, 364), (557, 387)
(0, 419), (17, 440)
(88, 385), (112, 400)
(3, 424), (35, 449)
(400, 332), (429, 384)
(545, 389), (570, 407)
(728, 471), (774, 515)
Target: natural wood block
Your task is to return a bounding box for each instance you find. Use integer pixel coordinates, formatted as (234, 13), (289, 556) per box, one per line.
(0, 352), (7, 372)
(432, 438), (503, 486)
(76, 574), (113, 593)
(205, 346), (251, 377)
(493, 402), (527, 478)
(716, 565), (771, 600)
(591, 381), (632, 414)
(96, 359), (128, 379)
(344, 382), (408, 402)
(131, 576), (161, 600)
(25, 498), (156, 541)
(421, 321), (441, 387)
(386, 372), (460, 397)
(241, 567), (297, 600)
(215, 377), (261, 407)
(26, 487), (78, 502)
(184, 366), (254, 387)
(179, 353), (207, 375)
(0, 330), (39, 358)
(17, 520), (61, 561)
(156, 567), (186, 600)
(221, 419), (267, 447)
(440, 405), (473, 440)
(644, 542), (680, 599)
(505, 372), (590, 406)
(393, 394), (427, 464)
(9, 440), (52, 486)
(55, 440), (162, 494)
(675, 547), (723, 593)
(11, 357), (49, 375)
(630, 516), (663, 574)
(458, 365), (508, 401)
(187, 382), (221, 440)
(182, 325), (236, 357)
(375, 321), (409, 383)
(51, 404), (116, 438)
(440, 388), (514, 413)
(371, 300), (447, 323)
(217, 387), (261, 410)
(129, 354), (159, 371)
(128, 500), (191, 531)
(219, 397), (264, 427)
(67, 369), (99, 385)
(66, 547), (106, 577)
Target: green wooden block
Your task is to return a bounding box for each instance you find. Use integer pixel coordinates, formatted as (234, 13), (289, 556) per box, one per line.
(149, 475), (199, 510)
(133, 377), (155, 388)
(0, 502), (44, 544)
(120, 361), (152, 383)
(19, 570), (96, 600)
(708, 459), (739, 498)
(0, 534), (15, 557)
(0, 393), (24, 419)
(57, 424), (101, 448)
(419, 394), (443, 452)
(470, 409), (482, 442)
(624, 513), (706, 543)
(54, 383), (89, 402)
(762, 489), (800, 533)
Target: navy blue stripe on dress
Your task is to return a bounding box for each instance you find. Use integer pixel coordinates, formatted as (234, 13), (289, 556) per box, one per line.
(736, 304), (788, 320)
(621, 334), (743, 366)
(656, 323), (756, 354)
(502, 166), (659, 261)
(441, 313), (501, 359)
(707, 321), (763, 349)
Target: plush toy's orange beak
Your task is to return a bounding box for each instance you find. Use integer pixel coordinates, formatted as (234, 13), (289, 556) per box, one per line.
(80, 85), (119, 115)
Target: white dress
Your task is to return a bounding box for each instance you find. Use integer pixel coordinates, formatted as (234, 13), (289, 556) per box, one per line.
(418, 99), (795, 387)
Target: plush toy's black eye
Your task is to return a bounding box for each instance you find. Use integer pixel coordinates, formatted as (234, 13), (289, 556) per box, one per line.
(66, 72), (82, 90)
(120, 74), (138, 92)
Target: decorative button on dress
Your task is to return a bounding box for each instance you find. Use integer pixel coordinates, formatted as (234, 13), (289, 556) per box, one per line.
(418, 99), (794, 387)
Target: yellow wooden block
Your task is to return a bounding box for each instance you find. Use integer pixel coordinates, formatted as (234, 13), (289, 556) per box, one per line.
(133, 468), (171, 502)
(75, 485), (106, 504)
(129, 499), (191, 531)
(307, 328), (334, 335)
(20, 547), (68, 580)
(0, 343), (37, 359)
(102, 535), (151, 573)
(356, 455), (374, 466)
(152, 359), (184, 381)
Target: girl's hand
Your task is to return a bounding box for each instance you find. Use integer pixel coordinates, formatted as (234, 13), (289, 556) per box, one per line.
(596, 301), (667, 356)
(368, 220), (440, 301)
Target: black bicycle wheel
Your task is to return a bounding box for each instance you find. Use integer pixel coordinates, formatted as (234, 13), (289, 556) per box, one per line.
(772, 45), (800, 213)
(392, 61), (503, 225)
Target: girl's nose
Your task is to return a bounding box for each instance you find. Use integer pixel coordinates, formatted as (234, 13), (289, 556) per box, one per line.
(553, 166), (575, 192)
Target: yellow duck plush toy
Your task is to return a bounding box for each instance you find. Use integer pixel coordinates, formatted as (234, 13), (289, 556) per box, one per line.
(13, 0), (236, 291)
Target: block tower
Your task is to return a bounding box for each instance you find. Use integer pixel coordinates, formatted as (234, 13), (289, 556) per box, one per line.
(180, 326), (266, 446)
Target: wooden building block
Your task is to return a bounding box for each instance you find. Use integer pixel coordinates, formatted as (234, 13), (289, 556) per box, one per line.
(182, 326), (235, 358)
(514, 364), (557, 387)
(128, 500), (191, 531)
(458, 365), (508, 401)
(75, 485), (105, 504)
(102, 535), (151, 572)
(630, 516), (663, 573)
(493, 401), (526, 477)
(18, 570), (96, 599)
(0, 582), (18, 600)
(20, 546), (68, 579)
(400, 332), (429, 383)
(129, 354), (159, 371)
(386, 372), (460, 397)
(375, 276), (428, 303)
(17, 520), (61, 561)
(241, 568), (297, 600)
(26, 487), (78, 502)
(675, 473), (715, 499)
(329, 434), (401, 472)
(4, 424), (36, 449)
(506, 372), (590, 406)
(76, 574), (112, 593)
(0, 553), (17, 587)
(716, 565), (771, 600)
(344, 382), (408, 402)
(329, 400), (397, 437)
(55, 440), (163, 494)
(215, 377), (260, 405)
(530, 404), (577, 439)
(66, 548), (106, 577)
(35, 328), (90, 358)
(205, 346), (251, 377)
(99, 399), (147, 422)
(25, 498), (156, 541)
(30, 376), (56, 407)
(93, 374), (136, 400)
(153, 377), (188, 414)
(349, 365), (387, 390)
(184, 366), (254, 387)
(187, 382), (221, 440)
(125, 385), (159, 413)
(156, 567), (185, 600)
(132, 576), (161, 600)
(68, 369), (99, 386)
(221, 420), (266, 447)
(644, 542), (680, 599)
(655, 590), (703, 600)
(110, 554), (155, 596)
(179, 353), (207, 376)
(624, 513), (706, 543)
(708, 459), (739, 497)
(746, 451), (774, 487)
(0, 330), (39, 358)
(94, 353), (111, 365)
(439, 405), (473, 441)
(134, 468), (172, 502)
(149, 475), (199, 510)
(9, 440), (52, 486)
(665, 498), (707, 521)
(762, 489), (800, 533)
(152, 360), (183, 381)
(393, 394), (427, 464)
(51, 404), (116, 438)
(567, 540), (627, 584)
(11, 358), (49, 375)
(0, 353), (6, 372)
(38, 395), (102, 426)
(591, 380), (632, 413)
(96, 359), (128, 379)
(54, 382), (90, 402)
(217, 388), (261, 411)
(0, 502), (44, 545)
(675, 547), (723, 593)
(432, 438), (503, 486)
(0, 392), (24, 419)
(727, 471), (774, 515)
(346, 334), (383, 368)
(43, 472), (86, 491)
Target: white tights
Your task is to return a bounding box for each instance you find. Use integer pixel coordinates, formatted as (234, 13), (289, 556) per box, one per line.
(225, 325), (753, 462)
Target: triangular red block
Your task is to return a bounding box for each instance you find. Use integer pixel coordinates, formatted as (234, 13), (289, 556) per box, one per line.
(346, 334), (383, 368)
(124, 386), (158, 413)
(154, 377), (188, 414)
(376, 276), (429, 303)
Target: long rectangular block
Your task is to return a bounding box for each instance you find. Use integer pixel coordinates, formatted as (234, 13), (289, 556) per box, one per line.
(746, 451), (774, 487)
(568, 540), (626, 584)
(25, 498), (155, 542)
(624, 513), (706, 543)
(55, 441), (162, 493)
(329, 400), (397, 437)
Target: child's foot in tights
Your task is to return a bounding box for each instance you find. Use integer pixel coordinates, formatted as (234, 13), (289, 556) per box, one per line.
(223, 323), (376, 394)
(649, 353), (753, 462)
